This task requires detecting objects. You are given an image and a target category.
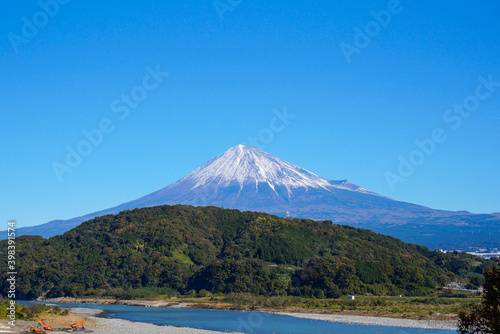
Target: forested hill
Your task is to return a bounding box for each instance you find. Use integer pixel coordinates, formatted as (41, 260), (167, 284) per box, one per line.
(1, 205), (494, 299)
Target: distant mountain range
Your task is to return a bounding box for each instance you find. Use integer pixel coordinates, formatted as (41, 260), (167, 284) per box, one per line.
(11, 145), (500, 249)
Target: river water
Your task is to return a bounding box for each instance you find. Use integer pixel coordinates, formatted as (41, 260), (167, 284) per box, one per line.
(30, 302), (456, 334)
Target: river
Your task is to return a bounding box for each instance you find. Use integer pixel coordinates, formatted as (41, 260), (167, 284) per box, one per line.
(29, 302), (457, 334)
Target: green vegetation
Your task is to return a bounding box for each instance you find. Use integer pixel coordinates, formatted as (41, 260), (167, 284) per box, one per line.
(217, 294), (479, 317)
(120, 286), (180, 300)
(0, 298), (68, 320)
(458, 260), (500, 333)
(0, 205), (495, 300)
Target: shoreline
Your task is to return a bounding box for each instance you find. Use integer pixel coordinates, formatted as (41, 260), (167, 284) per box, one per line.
(43, 297), (457, 331)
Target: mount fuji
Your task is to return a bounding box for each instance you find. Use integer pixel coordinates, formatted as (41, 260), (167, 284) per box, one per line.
(13, 145), (500, 249)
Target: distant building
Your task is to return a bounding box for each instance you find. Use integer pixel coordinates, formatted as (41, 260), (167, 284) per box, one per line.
(347, 296), (355, 300)
(467, 251), (500, 259)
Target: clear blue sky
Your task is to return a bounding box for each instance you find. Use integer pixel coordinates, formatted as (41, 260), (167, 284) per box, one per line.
(1, 1), (499, 228)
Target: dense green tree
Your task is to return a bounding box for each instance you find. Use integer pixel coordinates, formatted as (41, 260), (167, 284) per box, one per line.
(458, 261), (500, 334)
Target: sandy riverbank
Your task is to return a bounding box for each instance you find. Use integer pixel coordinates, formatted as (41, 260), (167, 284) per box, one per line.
(276, 312), (457, 330)
(43, 297), (173, 307)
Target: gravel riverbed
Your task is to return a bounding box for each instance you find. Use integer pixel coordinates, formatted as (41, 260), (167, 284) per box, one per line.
(276, 312), (457, 330)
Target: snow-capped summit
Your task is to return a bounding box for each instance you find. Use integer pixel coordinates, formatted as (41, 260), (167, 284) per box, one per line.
(176, 145), (332, 193)
(156, 145), (379, 201)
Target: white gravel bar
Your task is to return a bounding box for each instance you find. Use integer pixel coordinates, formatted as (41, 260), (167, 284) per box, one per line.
(275, 312), (457, 330)
(89, 317), (242, 334)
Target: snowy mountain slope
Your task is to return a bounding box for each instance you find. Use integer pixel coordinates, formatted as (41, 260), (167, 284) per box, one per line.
(10, 145), (500, 249)
(126, 145), (381, 207)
